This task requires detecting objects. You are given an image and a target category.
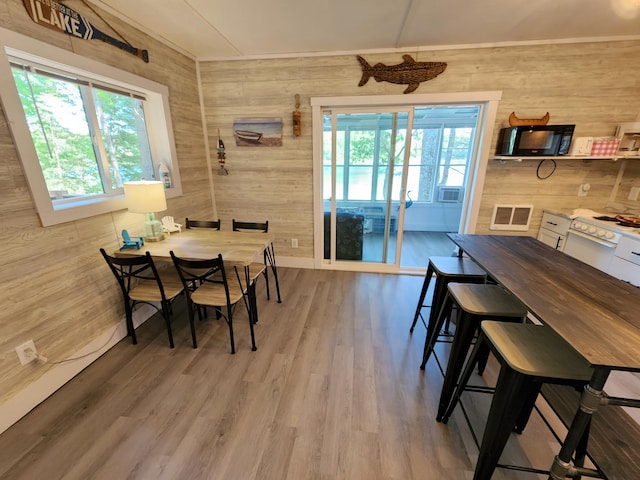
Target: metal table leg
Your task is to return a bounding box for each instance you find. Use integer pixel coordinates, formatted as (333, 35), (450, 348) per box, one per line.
(548, 367), (610, 480)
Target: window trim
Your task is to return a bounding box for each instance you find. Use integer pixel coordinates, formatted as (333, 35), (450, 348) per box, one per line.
(0, 27), (181, 226)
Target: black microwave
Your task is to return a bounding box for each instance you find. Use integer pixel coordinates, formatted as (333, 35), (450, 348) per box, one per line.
(497, 125), (575, 156)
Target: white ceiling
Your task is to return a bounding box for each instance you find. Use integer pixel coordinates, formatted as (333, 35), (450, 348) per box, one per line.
(87, 0), (640, 60)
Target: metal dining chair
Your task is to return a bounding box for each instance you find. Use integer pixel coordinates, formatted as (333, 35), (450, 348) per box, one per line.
(100, 249), (184, 348)
(232, 219), (282, 303)
(170, 251), (256, 352)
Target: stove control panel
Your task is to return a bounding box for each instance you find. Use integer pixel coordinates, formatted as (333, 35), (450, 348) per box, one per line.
(570, 220), (622, 243)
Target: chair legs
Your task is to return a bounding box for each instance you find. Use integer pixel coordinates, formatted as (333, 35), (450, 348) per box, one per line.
(420, 291), (452, 369)
(264, 245), (282, 303)
(225, 308), (236, 354)
(410, 263), (434, 332)
(124, 299), (175, 348)
(473, 366), (534, 480)
(435, 310), (480, 421)
(440, 334), (485, 425)
(123, 302), (137, 344)
(160, 301), (175, 348)
(247, 283), (258, 351)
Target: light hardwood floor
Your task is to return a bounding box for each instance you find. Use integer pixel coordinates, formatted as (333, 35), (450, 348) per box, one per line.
(0, 268), (565, 479)
(362, 231), (457, 267)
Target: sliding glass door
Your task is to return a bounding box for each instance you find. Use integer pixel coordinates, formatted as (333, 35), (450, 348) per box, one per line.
(313, 92), (501, 272)
(400, 106), (480, 267)
(322, 109), (412, 265)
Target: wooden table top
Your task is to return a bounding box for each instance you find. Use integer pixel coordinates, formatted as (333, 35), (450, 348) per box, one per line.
(449, 234), (640, 371)
(115, 229), (273, 266)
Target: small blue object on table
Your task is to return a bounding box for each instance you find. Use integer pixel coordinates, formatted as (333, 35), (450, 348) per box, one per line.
(120, 229), (144, 250)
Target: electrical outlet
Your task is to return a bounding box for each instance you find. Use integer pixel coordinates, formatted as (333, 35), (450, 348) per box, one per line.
(291, 238), (298, 248)
(629, 187), (640, 201)
(15, 340), (38, 366)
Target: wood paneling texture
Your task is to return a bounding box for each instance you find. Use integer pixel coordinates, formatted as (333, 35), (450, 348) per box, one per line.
(0, 0), (212, 407)
(201, 41), (640, 247)
(2, 0), (640, 428)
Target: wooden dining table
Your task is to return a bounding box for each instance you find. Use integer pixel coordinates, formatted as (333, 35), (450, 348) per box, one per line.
(115, 229), (272, 261)
(448, 233), (640, 480)
(115, 229), (279, 348)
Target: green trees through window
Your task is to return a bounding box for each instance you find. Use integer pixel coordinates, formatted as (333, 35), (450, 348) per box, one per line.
(11, 64), (153, 202)
(323, 107), (478, 204)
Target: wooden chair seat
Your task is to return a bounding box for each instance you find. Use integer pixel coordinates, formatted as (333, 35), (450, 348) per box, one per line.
(191, 280), (245, 306)
(129, 277), (183, 303)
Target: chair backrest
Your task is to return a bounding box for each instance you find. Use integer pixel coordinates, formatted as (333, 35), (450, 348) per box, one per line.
(100, 248), (169, 302)
(185, 218), (221, 230)
(170, 251), (231, 306)
(232, 219), (268, 232)
(162, 216), (178, 227)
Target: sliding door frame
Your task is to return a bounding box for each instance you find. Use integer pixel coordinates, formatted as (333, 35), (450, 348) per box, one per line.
(311, 91), (502, 272)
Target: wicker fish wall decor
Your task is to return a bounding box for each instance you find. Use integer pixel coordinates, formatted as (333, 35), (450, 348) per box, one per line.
(357, 54), (447, 94)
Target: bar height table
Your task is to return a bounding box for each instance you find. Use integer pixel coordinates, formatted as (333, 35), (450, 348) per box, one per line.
(448, 234), (640, 479)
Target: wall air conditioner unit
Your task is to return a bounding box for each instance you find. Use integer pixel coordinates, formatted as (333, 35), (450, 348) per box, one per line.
(437, 186), (464, 203)
(490, 204), (533, 231)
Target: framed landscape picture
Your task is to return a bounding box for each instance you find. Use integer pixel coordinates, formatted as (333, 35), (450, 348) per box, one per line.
(233, 117), (283, 146)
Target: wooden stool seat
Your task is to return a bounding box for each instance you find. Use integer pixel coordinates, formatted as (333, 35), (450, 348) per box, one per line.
(425, 283), (528, 423)
(487, 322), (593, 380)
(448, 282), (529, 318)
(441, 321), (593, 480)
(410, 256), (486, 334)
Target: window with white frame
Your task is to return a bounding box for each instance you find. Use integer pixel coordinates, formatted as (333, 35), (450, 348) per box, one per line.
(322, 107), (478, 204)
(0, 28), (180, 226)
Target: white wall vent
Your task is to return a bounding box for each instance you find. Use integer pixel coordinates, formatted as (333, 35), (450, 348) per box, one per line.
(490, 204), (533, 231)
(437, 186), (464, 203)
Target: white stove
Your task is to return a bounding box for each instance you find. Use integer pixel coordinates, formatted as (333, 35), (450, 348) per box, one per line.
(565, 211), (640, 275)
(569, 217), (623, 245)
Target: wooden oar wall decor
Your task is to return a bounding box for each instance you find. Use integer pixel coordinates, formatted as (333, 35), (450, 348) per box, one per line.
(22, 0), (149, 63)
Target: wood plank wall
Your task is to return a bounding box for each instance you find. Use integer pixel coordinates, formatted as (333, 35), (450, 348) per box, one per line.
(1, 0), (640, 430)
(0, 0), (212, 410)
(201, 41), (640, 251)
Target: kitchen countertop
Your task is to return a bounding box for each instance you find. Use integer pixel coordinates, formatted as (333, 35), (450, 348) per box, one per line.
(542, 208), (572, 218)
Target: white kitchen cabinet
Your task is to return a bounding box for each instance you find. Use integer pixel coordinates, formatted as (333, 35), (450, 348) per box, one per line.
(537, 211), (571, 251)
(609, 235), (640, 287)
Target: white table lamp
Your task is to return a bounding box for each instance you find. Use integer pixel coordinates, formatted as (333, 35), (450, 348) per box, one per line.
(124, 181), (167, 242)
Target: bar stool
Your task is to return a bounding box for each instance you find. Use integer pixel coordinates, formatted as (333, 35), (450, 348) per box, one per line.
(422, 283), (528, 422)
(409, 256), (486, 336)
(441, 321), (593, 480)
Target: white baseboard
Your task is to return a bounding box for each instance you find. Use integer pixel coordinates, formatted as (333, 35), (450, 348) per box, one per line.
(0, 304), (155, 435)
(275, 256), (314, 269)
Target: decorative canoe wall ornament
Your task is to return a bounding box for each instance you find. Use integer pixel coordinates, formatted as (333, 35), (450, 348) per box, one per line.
(508, 112), (550, 126)
(22, 0), (149, 63)
(357, 54), (447, 94)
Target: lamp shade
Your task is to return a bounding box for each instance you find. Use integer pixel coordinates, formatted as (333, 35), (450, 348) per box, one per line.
(124, 181), (167, 214)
